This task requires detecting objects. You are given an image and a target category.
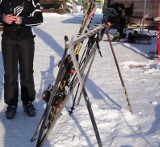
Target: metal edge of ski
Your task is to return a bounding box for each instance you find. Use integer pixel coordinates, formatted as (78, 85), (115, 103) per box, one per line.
(31, 36), (69, 143)
(69, 36), (103, 147)
(35, 35), (99, 147)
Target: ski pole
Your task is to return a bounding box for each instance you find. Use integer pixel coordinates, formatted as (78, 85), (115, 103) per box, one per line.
(106, 29), (133, 113)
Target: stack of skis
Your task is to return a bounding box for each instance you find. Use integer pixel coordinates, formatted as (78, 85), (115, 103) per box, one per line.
(31, 0), (106, 147)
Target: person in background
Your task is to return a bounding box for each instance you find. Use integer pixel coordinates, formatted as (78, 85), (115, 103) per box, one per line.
(0, 0), (43, 119)
(103, 3), (126, 41)
(100, 4), (118, 39)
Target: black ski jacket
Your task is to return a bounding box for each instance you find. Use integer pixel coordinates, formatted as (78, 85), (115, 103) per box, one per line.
(0, 0), (43, 40)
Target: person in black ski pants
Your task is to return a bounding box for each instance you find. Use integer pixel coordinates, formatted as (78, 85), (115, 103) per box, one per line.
(0, 0), (43, 119)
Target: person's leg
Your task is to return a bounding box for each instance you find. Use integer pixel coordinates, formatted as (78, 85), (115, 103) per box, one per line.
(18, 39), (36, 105)
(119, 17), (126, 38)
(2, 38), (19, 107)
(112, 17), (121, 41)
(2, 38), (19, 119)
(113, 17), (126, 40)
(18, 38), (36, 117)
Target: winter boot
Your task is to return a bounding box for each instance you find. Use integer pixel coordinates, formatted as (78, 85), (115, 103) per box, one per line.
(23, 102), (36, 117)
(6, 105), (17, 119)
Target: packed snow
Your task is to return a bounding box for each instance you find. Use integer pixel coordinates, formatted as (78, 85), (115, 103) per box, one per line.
(0, 11), (160, 147)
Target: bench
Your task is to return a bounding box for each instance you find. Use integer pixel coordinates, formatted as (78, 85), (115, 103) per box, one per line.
(125, 13), (158, 29)
(40, 0), (65, 14)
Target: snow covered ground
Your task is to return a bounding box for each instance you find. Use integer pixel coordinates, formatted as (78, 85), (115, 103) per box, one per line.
(0, 11), (160, 147)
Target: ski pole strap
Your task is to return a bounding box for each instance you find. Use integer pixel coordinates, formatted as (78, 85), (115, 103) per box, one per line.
(95, 33), (102, 57)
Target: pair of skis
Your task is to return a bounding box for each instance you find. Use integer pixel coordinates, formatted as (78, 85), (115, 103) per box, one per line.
(31, 26), (105, 147)
(31, 36), (70, 147)
(31, 1), (104, 146)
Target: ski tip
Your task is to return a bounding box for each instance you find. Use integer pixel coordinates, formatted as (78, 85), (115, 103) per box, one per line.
(64, 36), (69, 42)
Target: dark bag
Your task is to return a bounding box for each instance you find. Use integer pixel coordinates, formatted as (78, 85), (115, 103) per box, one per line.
(127, 32), (135, 42)
(125, 4), (133, 16)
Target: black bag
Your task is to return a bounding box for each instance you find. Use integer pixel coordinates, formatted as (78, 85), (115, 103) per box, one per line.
(127, 32), (135, 42)
(125, 4), (133, 16)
